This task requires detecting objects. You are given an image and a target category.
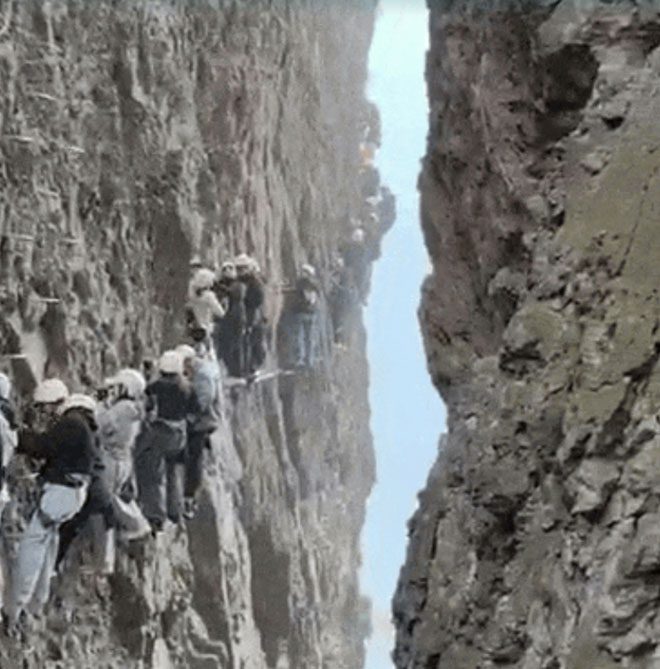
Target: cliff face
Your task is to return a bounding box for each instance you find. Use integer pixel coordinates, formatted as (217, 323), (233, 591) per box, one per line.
(396, 2), (660, 668)
(0, 1), (380, 667)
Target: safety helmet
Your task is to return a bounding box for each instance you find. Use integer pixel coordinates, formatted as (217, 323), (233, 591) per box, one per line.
(300, 264), (316, 279)
(60, 393), (97, 416)
(0, 373), (10, 400)
(108, 368), (146, 399)
(234, 253), (252, 270)
(175, 344), (197, 362)
(249, 257), (261, 274)
(189, 255), (203, 269)
(191, 268), (216, 291)
(221, 261), (237, 279)
(351, 227), (365, 244)
(34, 378), (69, 405)
(158, 350), (183, 375)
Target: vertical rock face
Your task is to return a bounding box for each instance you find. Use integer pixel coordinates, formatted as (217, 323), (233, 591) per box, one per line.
(0, 1), (382, 667)
(396, 2), (660, 668)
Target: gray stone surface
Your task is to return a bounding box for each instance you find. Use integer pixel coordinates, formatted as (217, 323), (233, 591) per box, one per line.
(396, 1), (660, 667)
(0, 1), (378, 667)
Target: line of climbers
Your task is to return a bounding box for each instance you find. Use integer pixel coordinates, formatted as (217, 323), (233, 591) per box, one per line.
(0, 240), (373, 637)
(0, 343), (224, 635)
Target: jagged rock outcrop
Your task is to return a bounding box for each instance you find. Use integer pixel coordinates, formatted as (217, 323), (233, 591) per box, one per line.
(0, 1), (383, 667)
(396, 2), (660, 667)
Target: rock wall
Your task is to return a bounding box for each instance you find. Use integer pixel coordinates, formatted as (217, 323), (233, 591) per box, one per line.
(0, 1), (382, 667)
(395, 1), (660, 667)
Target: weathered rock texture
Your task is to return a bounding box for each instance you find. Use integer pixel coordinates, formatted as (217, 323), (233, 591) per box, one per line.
(0, 1), (380, 667)
(395, 1), (660, 667)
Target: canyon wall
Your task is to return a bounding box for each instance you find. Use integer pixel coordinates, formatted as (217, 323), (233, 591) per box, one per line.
(395, 1), (660, 667)
(0, 1), (383, 667)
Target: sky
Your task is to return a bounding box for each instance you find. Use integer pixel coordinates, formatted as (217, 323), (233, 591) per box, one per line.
(362, 2), (446, 668)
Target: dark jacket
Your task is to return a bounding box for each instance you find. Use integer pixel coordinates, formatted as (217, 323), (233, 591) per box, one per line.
(240, 275), (265, 326)
(19, 411), (97, 485)
(293, 276), (320, 314)
(214, 277), (247, 331)
(146, 375), (200, 422)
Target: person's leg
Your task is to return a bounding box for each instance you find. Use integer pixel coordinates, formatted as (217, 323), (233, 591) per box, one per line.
(56, 498), (92, 569)
(29, 524), (60, 615)
(165, 452), (184, 524)
(136, 429), (166, 530)
(303, 314), (314, 367)
(8, 513), (50, 622)
(294, 313), (306, 366)
(184, 431), (206, 501)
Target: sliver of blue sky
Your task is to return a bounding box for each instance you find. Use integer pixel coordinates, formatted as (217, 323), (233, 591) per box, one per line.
(362, 2), (445, 668)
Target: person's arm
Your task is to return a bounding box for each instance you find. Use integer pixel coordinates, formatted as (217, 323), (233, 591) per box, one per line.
(204, 290), (226, 319)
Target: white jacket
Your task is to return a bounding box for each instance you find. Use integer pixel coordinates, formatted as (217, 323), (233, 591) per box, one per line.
(189, 289), (225, 332)
(97, 399), (143, 461)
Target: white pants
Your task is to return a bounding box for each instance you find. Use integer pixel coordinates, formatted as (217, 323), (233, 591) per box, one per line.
(9, 481), (88, 620)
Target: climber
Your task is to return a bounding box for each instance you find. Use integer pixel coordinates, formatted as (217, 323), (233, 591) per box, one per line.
(212, 260), (247, 377)
(340, 226), (370, 302)
(289, 264), (321, 369)
(6, 391), (96, 630)
(0, 373), (18, 515)
(328, 255), (358, 347)
(21, 378), (70, 443)
(176, 345), (221, 520)
(136, 351), (199, 532)
(236, 254), (267, 379)
(55, 393), (117, 576)
(92, 369), (150, 571)
(187, 268), (226, 357)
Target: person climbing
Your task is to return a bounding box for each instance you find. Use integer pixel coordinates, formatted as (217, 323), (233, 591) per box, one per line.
(341, 226), (370, 302)
(328, 255), (358, 347)
(136, 351), (199, 532)
(290, 264), (321, 369)
(21, 378), (70, 440)
(187, 268), (226, 357)
(212, 261), (247, 377)
(55, 394), (116, 577)
(176, 345), (220, 520)
(0, 373), (18, 515)
(93, 369), (150, 570)
(236, 254), (267, 379)
(6, 390), (96, 631)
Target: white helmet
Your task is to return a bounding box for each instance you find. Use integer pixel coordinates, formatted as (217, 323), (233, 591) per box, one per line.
(189, 254), (203, 269)
(191, 268), (216, 291)
(0, 373), (10, 400)
(34, 378), (69, 405)
(60, 393), (97, 416)
(158, 350), (183, 375)
(175, 344), (197, 362)
(301, 264), (316, 279)
(234, 253), (252, 270)
(351, 227), (365, 244)
(108, 368), (146, 399)
(221, 261), (237, 279)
